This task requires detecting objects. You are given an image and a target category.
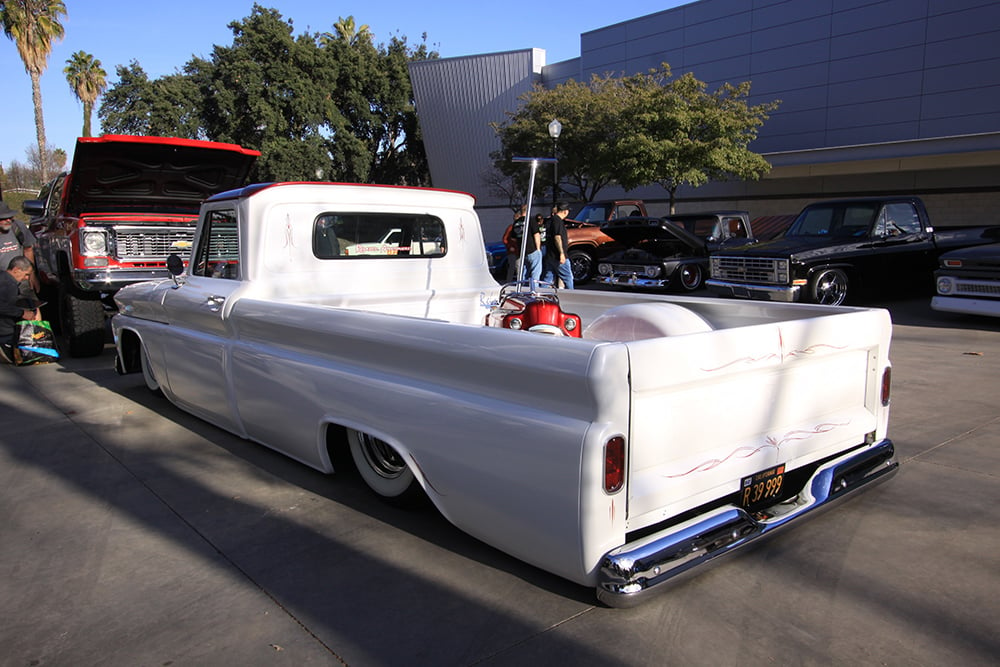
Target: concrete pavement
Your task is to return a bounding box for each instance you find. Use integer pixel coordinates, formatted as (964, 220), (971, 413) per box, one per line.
(1, 297), (998, 666)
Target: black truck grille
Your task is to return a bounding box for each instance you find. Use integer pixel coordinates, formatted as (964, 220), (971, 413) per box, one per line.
(711, 256), (785, 284)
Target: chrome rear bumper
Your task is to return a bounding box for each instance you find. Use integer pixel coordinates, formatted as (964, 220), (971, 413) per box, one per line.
(597, 439), (897, 608)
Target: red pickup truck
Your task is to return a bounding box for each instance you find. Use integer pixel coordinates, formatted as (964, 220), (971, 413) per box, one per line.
(22, 135), (258, 356)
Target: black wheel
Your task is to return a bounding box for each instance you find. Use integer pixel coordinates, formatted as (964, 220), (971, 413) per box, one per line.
(569, 249), (595, 284)
(59, 283), (105, 357)
(678, 263), (703, 291)
(810, 268), (849, 306)
(139, 344), (162, 395)
(347, 429), (424, 504)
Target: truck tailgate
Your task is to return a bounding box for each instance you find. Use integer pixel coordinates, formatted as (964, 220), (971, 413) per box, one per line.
(623, 308), (890, 531)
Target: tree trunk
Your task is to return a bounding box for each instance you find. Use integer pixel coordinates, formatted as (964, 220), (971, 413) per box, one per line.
(30, 69), (49, 182)
(83, 101), (93, 137)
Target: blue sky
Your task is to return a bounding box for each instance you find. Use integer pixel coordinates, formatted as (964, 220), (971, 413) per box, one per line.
(1, 0), (685, 175)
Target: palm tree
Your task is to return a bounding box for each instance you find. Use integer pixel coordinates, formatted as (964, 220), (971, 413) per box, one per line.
(64, 51), (107, 137)
(1, 0), (67, 182)
(321, 15), (372, 46)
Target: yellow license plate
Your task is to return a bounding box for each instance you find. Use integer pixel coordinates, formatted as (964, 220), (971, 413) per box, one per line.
(740, 463), (785, 511)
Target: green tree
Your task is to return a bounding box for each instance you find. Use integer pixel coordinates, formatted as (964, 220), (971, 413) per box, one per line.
(492, 74), (624, 203)
(198, 6), (335, 180)
(493, 65), (779, 210)
(99, 60), (206, 139)
(615, 66), (779, 213)
(1, 0), (67, 182)
(64, 50), (107, 137)
(95, 5), (435, 184)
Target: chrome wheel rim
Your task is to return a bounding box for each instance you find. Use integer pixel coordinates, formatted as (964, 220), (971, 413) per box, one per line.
(358, 433), (407, 479)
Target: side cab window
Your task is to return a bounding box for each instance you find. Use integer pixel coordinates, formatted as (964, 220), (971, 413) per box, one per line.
(876, 202), (921, 237)
(47, 176), (66, 218)
(193, 208), (240, 279)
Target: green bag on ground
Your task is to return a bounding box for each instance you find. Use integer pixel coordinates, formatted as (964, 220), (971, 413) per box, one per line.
(13, 320), (59, 365)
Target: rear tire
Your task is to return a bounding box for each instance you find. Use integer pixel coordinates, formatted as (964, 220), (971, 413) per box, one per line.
(347, 429), (424, 505)
(569, 249), (595, 284)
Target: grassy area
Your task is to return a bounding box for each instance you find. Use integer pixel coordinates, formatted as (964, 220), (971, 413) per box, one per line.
(0, 190), (38, 224)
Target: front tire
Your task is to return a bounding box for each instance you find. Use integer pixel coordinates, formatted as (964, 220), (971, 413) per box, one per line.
(59, 283), (105, 357)
(569, 249), (595, 284)
(347, 429), (423, 504)
(811, 268), (849, 306)
(139, 344), (162, 395)
(678, 263), (704, 291)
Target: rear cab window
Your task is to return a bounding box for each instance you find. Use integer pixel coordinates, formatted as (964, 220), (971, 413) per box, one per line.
(313, 213), (447, 259)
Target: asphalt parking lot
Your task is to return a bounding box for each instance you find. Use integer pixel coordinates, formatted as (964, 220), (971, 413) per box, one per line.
(1, 296), (998, 666)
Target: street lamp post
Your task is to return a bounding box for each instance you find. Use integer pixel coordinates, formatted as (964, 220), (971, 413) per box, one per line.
(548, 119), (562, 207)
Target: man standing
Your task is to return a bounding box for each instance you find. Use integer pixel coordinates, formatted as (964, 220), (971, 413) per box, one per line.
(0, 256), (41, 363)
(542, 201), (574, 289)
(0, 202), (40, 299)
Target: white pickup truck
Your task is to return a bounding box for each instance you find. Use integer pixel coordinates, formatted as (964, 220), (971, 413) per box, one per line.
(111, 182), (897, 607)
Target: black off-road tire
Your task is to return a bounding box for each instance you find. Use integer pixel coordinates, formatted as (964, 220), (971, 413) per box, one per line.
(60, 284), (106, 357)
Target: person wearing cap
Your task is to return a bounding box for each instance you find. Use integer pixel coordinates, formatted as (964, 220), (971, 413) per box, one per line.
(0, 256), (41, 363)
(0, 202), (40, 298)
(542, 201), (574, 289)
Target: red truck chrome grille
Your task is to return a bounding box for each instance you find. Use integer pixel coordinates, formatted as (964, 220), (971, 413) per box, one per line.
(116, 228), (195, 262)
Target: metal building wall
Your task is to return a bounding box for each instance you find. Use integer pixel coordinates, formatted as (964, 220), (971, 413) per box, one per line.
(409, 0), (1000, 234)
(409, 49), (543, 201)
(572, 0), (1000, 154)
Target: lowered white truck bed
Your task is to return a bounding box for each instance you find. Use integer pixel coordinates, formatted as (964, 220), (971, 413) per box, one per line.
(112, 183), (896, 606)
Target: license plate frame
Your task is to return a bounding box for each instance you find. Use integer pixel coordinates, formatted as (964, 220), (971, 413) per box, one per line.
(740, 463), (786, 512)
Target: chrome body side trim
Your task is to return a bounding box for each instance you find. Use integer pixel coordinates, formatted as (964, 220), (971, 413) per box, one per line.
(597, 439), (897, 608)
(597, 275), (669, 289)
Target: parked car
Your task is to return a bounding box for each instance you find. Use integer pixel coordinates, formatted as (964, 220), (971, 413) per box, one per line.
(707, 196), (999, 306)
(931, 235), (1000, 317)
(596, 211), (754, 291)
(485, 240), (508, 281)
(565, 199), (647, 283)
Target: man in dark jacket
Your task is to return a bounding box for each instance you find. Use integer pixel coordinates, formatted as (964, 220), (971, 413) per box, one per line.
(0, 256), (41, 363)
(542, 201), (574, 289)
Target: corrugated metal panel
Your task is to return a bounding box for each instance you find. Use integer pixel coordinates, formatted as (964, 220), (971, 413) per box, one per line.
(409, 50), (543, 203)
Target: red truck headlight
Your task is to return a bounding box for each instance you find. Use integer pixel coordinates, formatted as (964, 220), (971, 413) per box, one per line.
(81, 229), (109, 255)
(604, 436), (625, 493)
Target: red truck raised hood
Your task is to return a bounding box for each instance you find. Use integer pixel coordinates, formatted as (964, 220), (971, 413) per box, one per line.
(65, 135), (260, 217)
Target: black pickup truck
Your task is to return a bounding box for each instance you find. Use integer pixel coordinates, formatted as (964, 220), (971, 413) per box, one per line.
(706, 196), (997, 306)
(595, 210), (753, 291)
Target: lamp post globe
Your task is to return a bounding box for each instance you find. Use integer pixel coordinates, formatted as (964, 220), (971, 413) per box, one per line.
(547, 119), (562, 206)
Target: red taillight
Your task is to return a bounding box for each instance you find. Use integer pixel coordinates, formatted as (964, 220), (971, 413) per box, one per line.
(604, 436), (625, 493)
(881, 367), (891, 407)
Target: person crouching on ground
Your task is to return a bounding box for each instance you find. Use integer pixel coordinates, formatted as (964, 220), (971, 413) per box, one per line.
(0, 256), (41, 363)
